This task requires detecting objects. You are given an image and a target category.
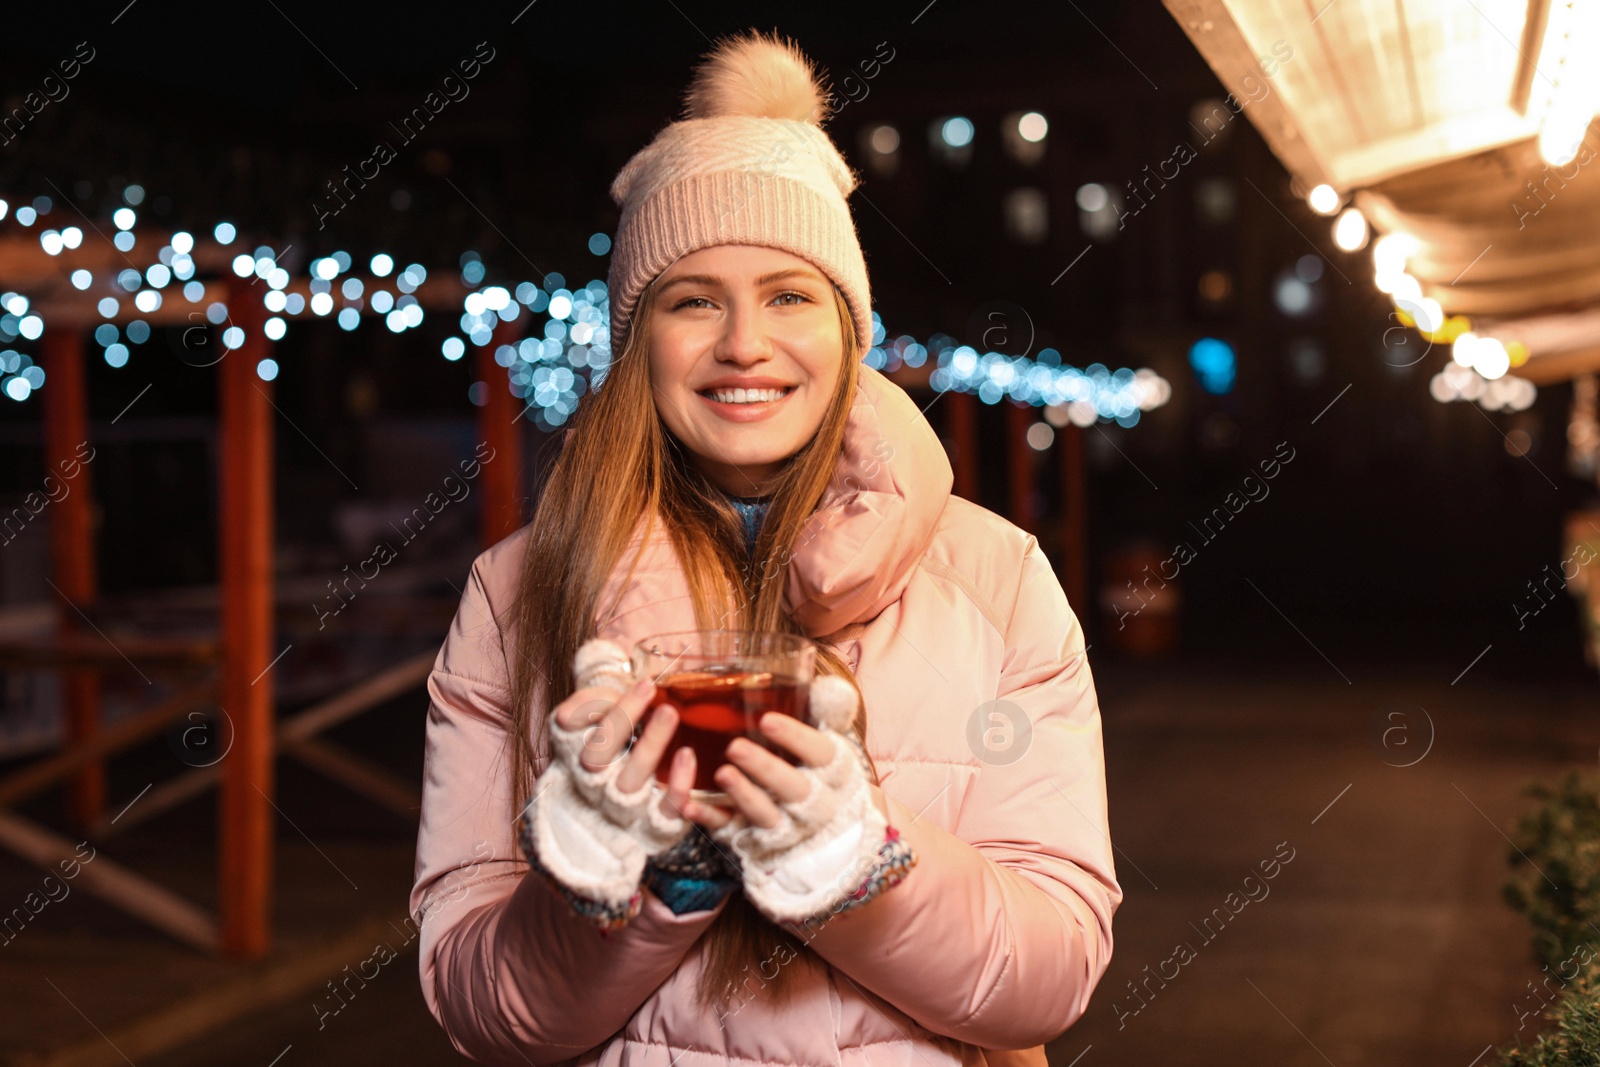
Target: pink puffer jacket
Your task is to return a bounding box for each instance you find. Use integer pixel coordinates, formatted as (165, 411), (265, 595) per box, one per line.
(411, 365), (1122, 1067)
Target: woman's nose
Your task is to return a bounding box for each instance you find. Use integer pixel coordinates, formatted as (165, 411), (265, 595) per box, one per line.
(715, 303), (772, 363)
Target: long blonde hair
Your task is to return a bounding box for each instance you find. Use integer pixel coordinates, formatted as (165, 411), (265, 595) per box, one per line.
(507, 275), (869, 1008)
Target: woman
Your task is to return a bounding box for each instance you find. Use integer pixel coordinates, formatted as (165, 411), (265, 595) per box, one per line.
(411, 31), (1122, 1067)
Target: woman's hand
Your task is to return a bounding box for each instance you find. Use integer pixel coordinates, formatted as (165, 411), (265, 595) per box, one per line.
(551, 676), (698, 826)
(519, 638), (705, 930)
(673, 713), (888, 829)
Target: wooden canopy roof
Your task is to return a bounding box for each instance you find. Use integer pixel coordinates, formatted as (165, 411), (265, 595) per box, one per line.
(1163, 0), (1600, 383)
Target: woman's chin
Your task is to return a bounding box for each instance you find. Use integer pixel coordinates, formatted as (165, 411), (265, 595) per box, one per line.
(698, 426), (799, 461)
(689, 439), (793, 490)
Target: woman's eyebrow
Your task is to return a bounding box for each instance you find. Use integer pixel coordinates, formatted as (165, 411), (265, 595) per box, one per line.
(657, 273), (724, 292)
(656, 268), (826, 292)
(754, 268), (826, 286)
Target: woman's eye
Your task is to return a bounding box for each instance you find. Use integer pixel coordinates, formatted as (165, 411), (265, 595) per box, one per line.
(772, 291), (811, 306)
(672, 296), (714, 310)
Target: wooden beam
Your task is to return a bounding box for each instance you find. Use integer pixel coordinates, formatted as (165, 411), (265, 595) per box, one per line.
(1514, 344), (1600, 385)
(1160, 0), (1335, 187)
(277, 650), (434, 743)
(96, 652), (434, 838)
(217, 279), (276, 959)
(1325, 108), (1540, 189)
(0, 633), (218, 670)
(0, 811), (217, 952)
(477, 317), (526, 548)
(279, 737), (421, 818)
(1060, 423), (1088, 620)
(89, 763), (220, 840)
(1509, 0), (1555, 115)
(1004, 401), (1035, 532)
(0, 679), (215, 808)
(40, 327), (103, 830)
(945, 391), (978, 502)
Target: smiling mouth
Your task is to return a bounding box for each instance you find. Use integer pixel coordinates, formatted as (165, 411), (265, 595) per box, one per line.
(696, 386), (796, 404)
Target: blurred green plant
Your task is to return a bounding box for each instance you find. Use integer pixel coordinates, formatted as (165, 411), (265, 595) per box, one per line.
(1495, 965), (1600, 1066)
(1494, 768), (1600, 1065)
(1502, 769), (1600, 971)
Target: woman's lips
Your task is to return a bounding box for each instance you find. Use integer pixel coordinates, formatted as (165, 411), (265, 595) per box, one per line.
(696, 386), (795, 423)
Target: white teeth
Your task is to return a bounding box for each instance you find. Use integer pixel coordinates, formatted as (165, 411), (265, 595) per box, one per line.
(706, 387), (789, 404)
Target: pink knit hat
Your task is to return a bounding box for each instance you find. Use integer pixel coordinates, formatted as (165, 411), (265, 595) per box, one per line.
(606, 32), (874, 355)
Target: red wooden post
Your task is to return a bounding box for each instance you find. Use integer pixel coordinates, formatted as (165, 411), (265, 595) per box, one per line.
(945, 391), (978, 502)
(1004, 400), (1035, 533)
(1060, 424), (1088, 619)
(477, 319), (525, 548)
(218, 281), (275, 958)
(41, 328), (103, 829)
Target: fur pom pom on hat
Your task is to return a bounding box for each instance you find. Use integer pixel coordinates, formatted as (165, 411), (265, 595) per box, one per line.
(683, 33), (831, 124)
(606, 32), (873, 355)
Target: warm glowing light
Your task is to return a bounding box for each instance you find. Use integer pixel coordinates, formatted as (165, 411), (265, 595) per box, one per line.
(1540, 113), (1591, 166)
(1476, 338), (1511, 380)
(1373, 233), (1418, 277)
(1308, 184), (1340, 215)
(1333, 208), (1368, 251)
(1017, 112), (1049, 143)
(1414, 297), (1444, 334)
(1391, 273), (1423, 307)
(1532, 0), (1600, 166)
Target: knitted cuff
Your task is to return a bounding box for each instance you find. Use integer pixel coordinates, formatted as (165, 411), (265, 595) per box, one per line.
(518, 812), (643, 934)
(781, 824), (917, 929)
(831, 824), (917, 916)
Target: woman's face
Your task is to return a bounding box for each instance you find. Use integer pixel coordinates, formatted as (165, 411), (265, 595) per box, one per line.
(647, 244), (845, 498)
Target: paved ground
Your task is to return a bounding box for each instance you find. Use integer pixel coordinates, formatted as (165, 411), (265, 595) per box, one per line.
(1, 652), (1592, 1066)
(1052, 656), (1596, 1066)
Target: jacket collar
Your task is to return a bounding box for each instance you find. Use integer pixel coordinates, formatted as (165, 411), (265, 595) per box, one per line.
(783, 365), (953, 636)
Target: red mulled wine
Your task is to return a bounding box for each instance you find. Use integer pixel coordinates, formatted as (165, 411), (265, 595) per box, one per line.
(645, 667), (810, 794)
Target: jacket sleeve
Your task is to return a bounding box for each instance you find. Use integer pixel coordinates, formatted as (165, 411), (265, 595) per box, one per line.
(800, 539), (1122, 1048)
(411, 542), (729, 1067)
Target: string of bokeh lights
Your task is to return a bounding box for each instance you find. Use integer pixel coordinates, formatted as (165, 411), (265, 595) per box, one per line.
(1307, 189), (1539, 415)
(0, 185), (1173, 440)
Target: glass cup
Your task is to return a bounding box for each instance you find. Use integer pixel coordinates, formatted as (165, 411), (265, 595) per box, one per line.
(631, 629), (816, 805)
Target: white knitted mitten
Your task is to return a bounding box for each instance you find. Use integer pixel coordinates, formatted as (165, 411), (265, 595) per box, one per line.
(709, 674), (896, 924)
(520, 638), (692, 928)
